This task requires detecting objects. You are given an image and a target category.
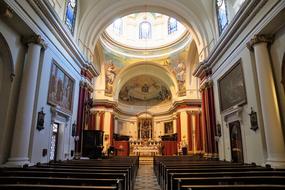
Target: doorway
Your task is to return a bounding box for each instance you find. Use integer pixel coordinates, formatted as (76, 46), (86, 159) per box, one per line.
(229, 121), (244, 163)
(50, 123), (59, 161)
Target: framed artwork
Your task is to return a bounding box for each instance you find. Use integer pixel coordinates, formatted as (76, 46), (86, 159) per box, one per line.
(218, 61), (247, 112)
(48, 60), (74, 113)
(164, 121), (173, 134)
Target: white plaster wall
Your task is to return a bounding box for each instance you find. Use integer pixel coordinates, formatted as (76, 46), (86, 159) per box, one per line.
(212, 45), (266, 165)
(29, 43), (81, 163)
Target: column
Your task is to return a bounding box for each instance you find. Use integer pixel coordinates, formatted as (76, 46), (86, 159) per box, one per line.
(248, 34), (285, 167)
(7, 35), (46, 166)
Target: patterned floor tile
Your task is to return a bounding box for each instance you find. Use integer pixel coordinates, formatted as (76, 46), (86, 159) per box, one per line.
(134, 164), (161, 190)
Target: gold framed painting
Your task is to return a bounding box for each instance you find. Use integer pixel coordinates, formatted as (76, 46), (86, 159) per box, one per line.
(48, 60), (75, 113)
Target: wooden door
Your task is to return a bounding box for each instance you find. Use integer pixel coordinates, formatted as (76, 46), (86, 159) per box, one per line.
(229, 121), (244, 163)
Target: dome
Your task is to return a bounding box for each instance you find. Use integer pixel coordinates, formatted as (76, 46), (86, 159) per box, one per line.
(105, 12), (186, 50)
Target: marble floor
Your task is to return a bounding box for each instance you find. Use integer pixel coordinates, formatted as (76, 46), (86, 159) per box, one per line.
(134, 159), (161, 190)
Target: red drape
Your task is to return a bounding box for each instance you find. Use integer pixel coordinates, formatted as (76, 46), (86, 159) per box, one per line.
(195, 112), (203, 152)
(201, 89), (208, 154)
(110, 113), (114, 146)
(176, 113), (181, 143)
(187, 112), (193, 152)
(75, 84), (85, 155)
(99, 112), (105, 131)
(88, 113), (96, 130)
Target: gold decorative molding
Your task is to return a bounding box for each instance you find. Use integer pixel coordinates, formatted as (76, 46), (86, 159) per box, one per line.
(22, 35), (47, 49)
(247, 34), (274, 51)
(199, 80), (213, 91)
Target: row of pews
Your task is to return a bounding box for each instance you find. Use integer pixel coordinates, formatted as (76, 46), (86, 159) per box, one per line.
(0, 156), (139, 190)
(154, 156), (285, 190)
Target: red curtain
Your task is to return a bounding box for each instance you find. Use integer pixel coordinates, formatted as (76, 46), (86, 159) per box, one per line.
(88, 113), (96, 130)
(99, 112), (105, 131)
(187, 112), (193, 152)
(75, 84), (85, 155)
(110, 113), (114, 146)
(176, 113), (181, 143)
(195, 112), (203, 152)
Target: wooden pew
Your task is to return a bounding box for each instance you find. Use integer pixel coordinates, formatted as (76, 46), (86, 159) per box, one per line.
(0, 184), (118, 190)
(174, 176), (285, 190)
(168, 171), (285, 190)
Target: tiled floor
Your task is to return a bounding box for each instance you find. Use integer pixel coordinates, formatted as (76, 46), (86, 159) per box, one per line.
(134, 162), (161, 190)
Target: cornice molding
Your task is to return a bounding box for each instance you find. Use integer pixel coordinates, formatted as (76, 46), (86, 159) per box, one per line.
(246, 34), (274, 51)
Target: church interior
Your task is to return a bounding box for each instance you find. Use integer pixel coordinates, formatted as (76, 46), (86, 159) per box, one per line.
(0, 0), (285, 189)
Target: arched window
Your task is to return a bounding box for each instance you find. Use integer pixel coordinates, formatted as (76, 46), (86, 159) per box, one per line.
(113, 18), (123, 35)
(216, 0), (228, 34)
(139, 21), (151, 39)
(168, 17), (177, 34)
(65, 0), (77, 34)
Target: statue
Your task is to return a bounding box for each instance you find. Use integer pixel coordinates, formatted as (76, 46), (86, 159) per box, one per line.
(175, 61), (186, 96)
(105, 62), (116, 95)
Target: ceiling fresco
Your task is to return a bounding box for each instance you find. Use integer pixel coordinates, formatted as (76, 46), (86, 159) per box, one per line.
(103, 41), (191, 97)
(118, 75), (171, 106)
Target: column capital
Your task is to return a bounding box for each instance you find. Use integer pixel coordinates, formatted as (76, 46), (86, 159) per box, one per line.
(247, 34), (273, 51)
(22, 35), (47, 49)
(199, 80), (213, 91)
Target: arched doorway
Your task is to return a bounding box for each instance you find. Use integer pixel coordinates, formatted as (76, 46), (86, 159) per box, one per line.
(0, 33), (14, 164)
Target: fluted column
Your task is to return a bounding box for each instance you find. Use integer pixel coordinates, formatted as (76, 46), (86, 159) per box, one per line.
(248, 34), (285, 167)
(7, 35), (46, 166)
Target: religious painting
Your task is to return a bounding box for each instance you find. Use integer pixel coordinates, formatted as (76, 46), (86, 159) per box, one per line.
(48, 61), (74, 113)
(218, 61), (247, 112)
(164, 121), (173, 135)
(138, 118), (152, 139)
(118, 75), (171, 106)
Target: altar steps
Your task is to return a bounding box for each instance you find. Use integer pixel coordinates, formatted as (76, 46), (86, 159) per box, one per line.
(139, 156), (154, 165)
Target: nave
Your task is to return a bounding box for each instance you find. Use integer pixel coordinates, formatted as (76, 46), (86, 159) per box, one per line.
(1, 156), (285, 190)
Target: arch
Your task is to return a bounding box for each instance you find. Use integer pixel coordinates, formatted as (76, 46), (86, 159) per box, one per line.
(113, 62), (178, 101)
(0, 33), (14, 164)
(77, 0), (214, 62)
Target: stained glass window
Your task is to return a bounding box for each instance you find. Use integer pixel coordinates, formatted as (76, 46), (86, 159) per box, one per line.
(168, 17), (177, 34)
(139, 21), (151, 39)
(216, 0), (228, 34)
(65, 0), (77, 34)
(113, 18), (123, 35)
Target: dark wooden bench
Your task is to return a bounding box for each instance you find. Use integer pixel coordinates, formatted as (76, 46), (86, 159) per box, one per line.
(182, 184), (285, 190)
(0, 184), (118, 190)
(0, 176), (123, 190)
(168, 170), (285, 190)
(174, 176), (285, 190)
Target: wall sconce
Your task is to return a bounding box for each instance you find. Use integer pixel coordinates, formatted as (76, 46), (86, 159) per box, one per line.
(36, 107), (45, 131)
(249, 107), (258, 131)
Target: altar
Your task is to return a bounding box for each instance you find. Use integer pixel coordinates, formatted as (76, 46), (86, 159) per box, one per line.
(129, 139), (161, 156)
